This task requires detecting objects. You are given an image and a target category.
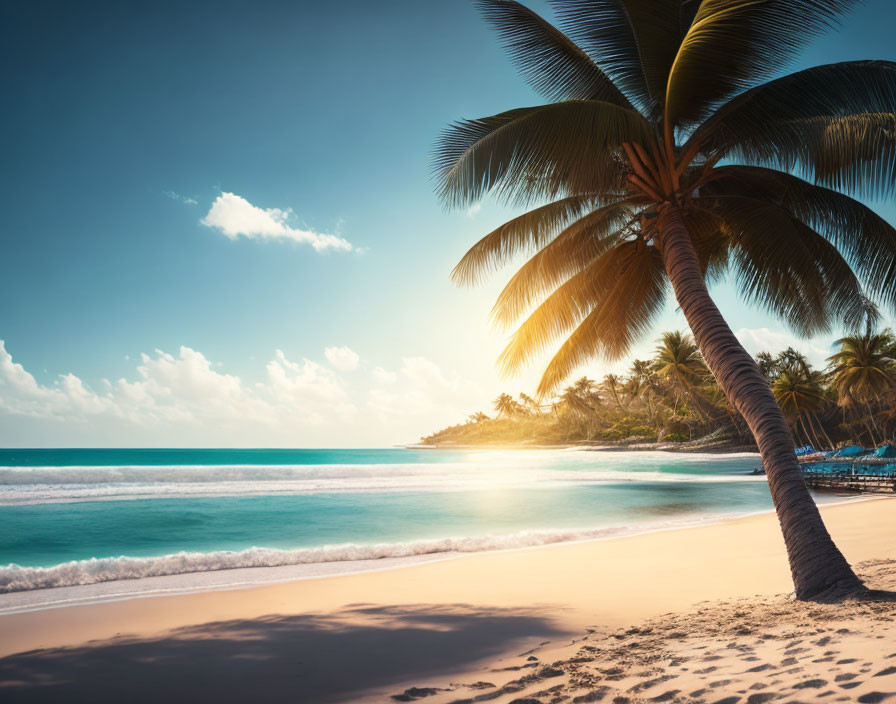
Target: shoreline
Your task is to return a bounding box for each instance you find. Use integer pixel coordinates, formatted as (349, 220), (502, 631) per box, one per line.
(1, 490), (867, 612)
(3, 497), (894, 702)
(2, 498), (892, 651)
(408, 441), (760, 453)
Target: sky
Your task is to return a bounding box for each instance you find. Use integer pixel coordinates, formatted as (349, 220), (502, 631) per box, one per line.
(1, 0), (895, 447)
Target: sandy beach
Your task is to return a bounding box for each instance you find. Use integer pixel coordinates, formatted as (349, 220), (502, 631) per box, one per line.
(0, 497), (893, 702)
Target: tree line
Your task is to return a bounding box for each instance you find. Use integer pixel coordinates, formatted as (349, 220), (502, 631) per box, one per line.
(423, 327), (896, 449)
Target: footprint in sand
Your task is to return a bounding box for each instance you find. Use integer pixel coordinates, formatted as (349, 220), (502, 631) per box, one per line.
(835, 673), (859, 682)
(875, 667), (896, 677)
(708, 679), (734, 688)
(745, 693), (777, 704)
(857, 694), (896, 703)
(791, 679), (826, 689)
(391, 686), (447, 701)
(571, 687), (610, 703)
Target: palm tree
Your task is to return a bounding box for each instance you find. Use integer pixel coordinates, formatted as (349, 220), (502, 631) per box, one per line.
(827, 329), (896, 444)
(653, 331), (718, 424)
(772, 365), (834, 450)
(519, 392), (542, 414)
(435, 0), (896, 598)
(601, 373), (627, 412)
(493, 392), (522, 418)
(755, 351), (778, 383)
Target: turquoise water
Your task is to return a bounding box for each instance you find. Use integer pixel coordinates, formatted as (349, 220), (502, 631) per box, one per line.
(0, 448), (779, 592)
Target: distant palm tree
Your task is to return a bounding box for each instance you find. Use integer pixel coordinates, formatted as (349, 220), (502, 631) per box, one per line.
(467, 411), (491, 424)
(436, 0), (896, 598)
(519, 392), (542, 414)
(629, 358), (663, 433)
(772, 366), (834, 450)
(653, 331), (716, 423)
(827, 329), (896, 444)
(493, 392), (522, 418)
(755, 352), (778, 383)
(601, 373), (627, 412)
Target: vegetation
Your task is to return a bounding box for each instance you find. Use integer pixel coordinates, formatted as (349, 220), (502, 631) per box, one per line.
(423, 329), (896, 449)
(434, 0), (896, 598)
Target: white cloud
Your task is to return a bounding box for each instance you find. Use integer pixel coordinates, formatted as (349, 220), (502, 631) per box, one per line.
(324, 346), (360, 372)
(466, 202), (482, 218)
(201, 192), (353, 252)
(163, 190), (198, 206)
(0, 341), (486, 446)
(367, 356), (480, 425)
(734, 327), (834, 368)
(372, 366), (397, 384)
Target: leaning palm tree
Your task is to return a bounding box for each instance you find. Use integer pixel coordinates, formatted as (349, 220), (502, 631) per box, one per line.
(435, 0), (896, 598)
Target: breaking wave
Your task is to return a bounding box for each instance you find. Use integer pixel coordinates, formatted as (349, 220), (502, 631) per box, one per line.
(0, 518), (724, 593)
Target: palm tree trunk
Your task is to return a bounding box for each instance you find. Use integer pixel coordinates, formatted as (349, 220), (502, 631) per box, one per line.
(658, 203), (863, 600)
(797, 414), (817, 449)
(807, 411), (836, 452)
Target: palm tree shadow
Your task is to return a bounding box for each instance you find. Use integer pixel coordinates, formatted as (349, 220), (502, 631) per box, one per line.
(0, 602), (567, 704)
(863, 588), (896, 602)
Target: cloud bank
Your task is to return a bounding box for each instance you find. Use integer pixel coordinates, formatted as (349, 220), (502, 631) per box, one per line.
(201, 192), (353, 252)
(0, 341), (481, 447)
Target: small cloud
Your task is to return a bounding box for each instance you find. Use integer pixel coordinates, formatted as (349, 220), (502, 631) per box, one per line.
(324, 346), (360, 372)
(734, 327), (832, 368)
(466, 202), (482, 218)
(164, 190), (198, 206)
(201, 192), (353, 253)
(372, 366), (397, 384)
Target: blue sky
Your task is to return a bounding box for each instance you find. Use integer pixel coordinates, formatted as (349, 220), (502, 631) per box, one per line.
(1, 0), (895, 447)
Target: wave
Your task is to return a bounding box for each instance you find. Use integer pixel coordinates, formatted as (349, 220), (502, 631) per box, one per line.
(0, 518), (726, 593)
(0, 464), (765, 505)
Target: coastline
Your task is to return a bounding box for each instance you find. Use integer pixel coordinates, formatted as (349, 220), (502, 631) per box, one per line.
(408, 441), (760, 454)
(0, 492), (862, 613)
(2, 497), (894, 702)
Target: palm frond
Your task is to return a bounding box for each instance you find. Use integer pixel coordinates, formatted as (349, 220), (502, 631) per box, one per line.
(491, 201), (638, 326)
(690, 61), (896, 197)
(451, 194), (607, 286)
(434, 101), (651, 208)
(550, 0), (685, 117)
(681, 208), (729, 284)
(495, 239), (665, 392)
(533, 240), (667, 395)
(704, 166), (896, 313)
(475, 0), (633, 105)
(700, 194), (865, 336)
(665, 1), (860, 127)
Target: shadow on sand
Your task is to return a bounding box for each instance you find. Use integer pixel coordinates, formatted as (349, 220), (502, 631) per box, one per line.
(0, 602), (567, 703)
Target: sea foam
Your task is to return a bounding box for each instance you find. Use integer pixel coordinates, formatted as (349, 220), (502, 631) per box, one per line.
(0, 518), (722, 593)
(0, 460), (765, 505)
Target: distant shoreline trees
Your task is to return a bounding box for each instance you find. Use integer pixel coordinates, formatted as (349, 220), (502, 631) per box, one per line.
(424, 329), (896, 449)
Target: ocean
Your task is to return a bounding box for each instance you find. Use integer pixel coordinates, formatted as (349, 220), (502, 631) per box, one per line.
(0, 447), (834, 602)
